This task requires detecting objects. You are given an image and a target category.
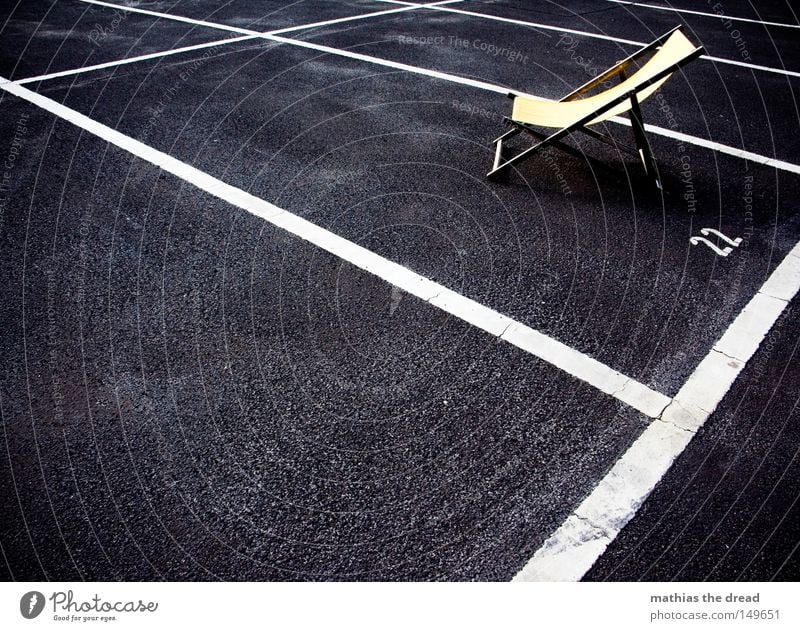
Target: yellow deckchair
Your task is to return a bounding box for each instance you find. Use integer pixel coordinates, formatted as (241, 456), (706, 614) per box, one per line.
(487, 26), (704, 189)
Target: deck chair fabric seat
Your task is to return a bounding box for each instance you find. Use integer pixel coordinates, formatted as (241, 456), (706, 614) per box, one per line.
(488, 27), (704, 188)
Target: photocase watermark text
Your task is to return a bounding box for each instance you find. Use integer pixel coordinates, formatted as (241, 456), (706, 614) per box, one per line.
(0, 113), (30, 225)
(555, 34), (614, 89)
(88, 10), (128, 46)
(50, 590), (158, 614)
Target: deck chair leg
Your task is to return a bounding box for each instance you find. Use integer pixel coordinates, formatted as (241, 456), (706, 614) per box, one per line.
(487, 138), (547, 179)
(490, 127), (523, 173)
(487, 124), (575, 179)
(628, 92), (662, 190)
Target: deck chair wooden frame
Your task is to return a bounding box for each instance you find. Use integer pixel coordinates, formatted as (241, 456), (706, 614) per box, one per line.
(487, 26), (704, 189)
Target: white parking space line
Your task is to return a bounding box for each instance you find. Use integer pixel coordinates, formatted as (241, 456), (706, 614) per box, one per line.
(15, 35), (260, 85)
(263, 37), (800, 175)
(601, 0), (800, 30)
(501, 323), (670, 416)
(19, 0), (455, 85)
(241, 33), (800, 177)
(371, 0), (633, 42)
(373, 0), (554, 37)
(515, 241), (800, 581)
(81, 0), (259, 35)
(268, 0), (463, 36)
(264, 33), (509, 93)
(70, 0), (800, 178)
(80, 0), (458, 37)
(0, 77), (671, 419)
(629, 121), (800, 176)
(376, 0), (800, 78)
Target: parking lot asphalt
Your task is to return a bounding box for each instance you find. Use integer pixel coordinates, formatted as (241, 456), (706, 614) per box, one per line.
(1, 0), (798, 581)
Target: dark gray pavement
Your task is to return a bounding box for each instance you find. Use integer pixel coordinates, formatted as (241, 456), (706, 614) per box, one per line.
(0, 0), (232, 80)
(586, 304), (799, 581)
(1, 0), (798, 581)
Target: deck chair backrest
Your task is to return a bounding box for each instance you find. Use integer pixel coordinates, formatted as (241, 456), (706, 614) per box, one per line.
(511, 29), (700, 129)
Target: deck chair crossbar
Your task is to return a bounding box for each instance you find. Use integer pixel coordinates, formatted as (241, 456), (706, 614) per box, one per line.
(487, 27), (705, 189)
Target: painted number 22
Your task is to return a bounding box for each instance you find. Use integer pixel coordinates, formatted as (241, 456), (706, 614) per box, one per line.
(690, 228), (742, 257)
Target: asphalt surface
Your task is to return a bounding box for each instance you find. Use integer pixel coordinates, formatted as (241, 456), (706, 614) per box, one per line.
(586, 304), (800, 581)
(0, 0), (798, 581)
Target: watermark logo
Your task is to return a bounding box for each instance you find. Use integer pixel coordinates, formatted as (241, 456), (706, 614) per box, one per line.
(88, 10), (128, 46)
(16, 590), (159, 623)
(555, 34), (614, 90)
(20, 591), (46, 619)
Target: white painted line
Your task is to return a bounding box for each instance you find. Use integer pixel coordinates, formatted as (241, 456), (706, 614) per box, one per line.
(501, 322), (670, 416)
(259, 37), (800, 175)
(268, 0), (462, 36)
(81, 0), (457, 38)
(15, 35), (259, 85)
(74, 0), (800, 176)
(759, 247), (800, 300)
(637, 123), (800, 176)
(82, 0), (459, 36)
(246, 35), (800, 176)
(263, 33), (509, 93)
(515, 419), (695, 581)
(515, 239), (800, 581)
(712, 293), (787, 364)
(698, 54), (797, 78)
(24, 0), (451, 85)
(81, 0), (260, 35)
(373, 0), (556, 37)
(378, 0), (800, 78)
(0, 76), (669, 418)
(602, 0), (800, 30)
